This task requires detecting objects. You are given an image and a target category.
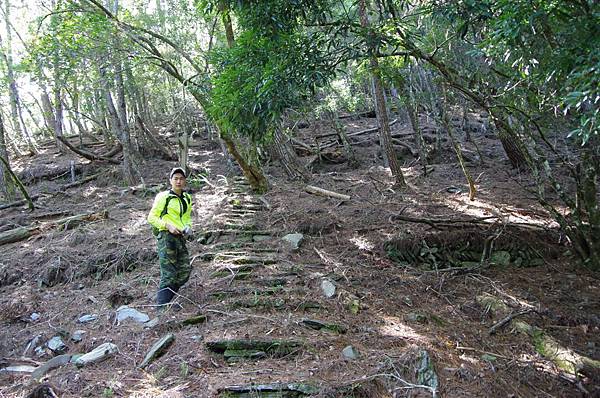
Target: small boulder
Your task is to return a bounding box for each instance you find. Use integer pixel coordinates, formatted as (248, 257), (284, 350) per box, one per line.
(282, 233), (304, 250)
(321, 279), (336, 298)
(77, 314), (98, 324)
(405, 312), (428, 324)
(71, 330), (86, 343)
(116, 306), (150, 324)
(47, 336), (67, 354)
(342, 345), (359, 360)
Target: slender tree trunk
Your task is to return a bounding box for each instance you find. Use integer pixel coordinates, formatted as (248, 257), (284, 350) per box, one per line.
(107, 0), (140, 184)
(0, 113), (15, 200)
(359, 0), (405, 187)
(270, 128), (311, 181)
(440, 89), (476, 200)
(405, 71), (427, 173)
(219, 1), (235, 48)
(0, 3), (36, 153)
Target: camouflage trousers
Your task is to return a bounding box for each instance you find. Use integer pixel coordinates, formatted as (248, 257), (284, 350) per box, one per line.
(157, 231), (191, 290)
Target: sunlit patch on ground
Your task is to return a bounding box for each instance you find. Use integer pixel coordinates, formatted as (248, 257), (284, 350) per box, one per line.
(379, 316), (428, 343)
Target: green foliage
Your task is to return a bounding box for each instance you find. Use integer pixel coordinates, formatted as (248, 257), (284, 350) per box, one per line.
(207, 27), (334, 142)
(436, 0), (600, 142)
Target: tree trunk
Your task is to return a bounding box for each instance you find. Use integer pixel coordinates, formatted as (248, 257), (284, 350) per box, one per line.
(405, 71), (427, 173)
(219, 1), (235, 47)
(0, 3), (36, 153)
(221, 135), (268, 193)
(439, 90), (476, 200)
(0, 113), (16, 200)
(359, 0), (406, 187)
(270, 128), (311, 181)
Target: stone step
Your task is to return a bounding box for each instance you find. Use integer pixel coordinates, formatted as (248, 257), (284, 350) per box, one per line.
(210, 264), (260, 279)
(208, 285), (284, 300)
(219, 383), (318, 397)
(300, 318), (347, 334)
(206, 339), (302, 359)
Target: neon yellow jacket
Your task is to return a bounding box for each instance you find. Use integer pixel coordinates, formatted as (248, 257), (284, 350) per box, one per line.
(147, 190), (193, 232)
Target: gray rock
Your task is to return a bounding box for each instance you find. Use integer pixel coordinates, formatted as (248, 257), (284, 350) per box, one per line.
(342, 345), (359, 360)
(252, 235), (271, 242)
(30, 313), (40, 321)
(139, 334), (175, 369)
(321, 279), (336, 298)
(282, 233), (304, 250)
(416, 350), (439, 394)
(47, 336), (67, 354)
(405, 312), (428, 324)
(71, 330), (86, 343)
(116, 306), (150, 324)
(31, 354), (72, 380)
(78, 314), (98, 324)
(0, 365), (36, 374)
(144, 318), (160, 328)
(74, 342), (118, 367)
(490, 250), (511, 266)
(34, 346), (46, 357)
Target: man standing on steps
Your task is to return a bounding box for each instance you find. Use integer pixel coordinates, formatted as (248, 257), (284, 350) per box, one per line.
(147, 167), (193, 307)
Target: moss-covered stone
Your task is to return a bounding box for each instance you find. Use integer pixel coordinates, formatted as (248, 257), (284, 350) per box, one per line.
(206, 339), (302, 358)
(301, 319), (347, 334)
(180, 314), (208, 326)
(219, 383), (318, 397)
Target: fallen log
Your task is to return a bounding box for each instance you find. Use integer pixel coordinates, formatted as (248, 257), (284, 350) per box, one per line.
(0, 210), (109, 246)
(513, 320), (600, 376)
(18, 162), (85, 184)
(136, 116), (176, 160)
(305, 185), (351, 201)
(390, 213), (549, 231)
(0, 155), (34, 211)
(0, 173), (101, 211)
(100, 143), (122, 158)
(57, 136), (120, 164)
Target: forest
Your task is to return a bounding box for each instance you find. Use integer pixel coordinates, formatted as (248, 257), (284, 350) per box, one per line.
(0, 0), (598, 397)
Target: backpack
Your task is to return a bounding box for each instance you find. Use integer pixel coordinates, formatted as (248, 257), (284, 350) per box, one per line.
(151, 192), (191, 236)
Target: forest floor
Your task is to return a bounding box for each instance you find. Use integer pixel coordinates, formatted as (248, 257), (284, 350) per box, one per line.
(0, 115), (599, 398)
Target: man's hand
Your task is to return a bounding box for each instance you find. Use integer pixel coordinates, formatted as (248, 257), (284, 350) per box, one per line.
(166, 223), (182, 235)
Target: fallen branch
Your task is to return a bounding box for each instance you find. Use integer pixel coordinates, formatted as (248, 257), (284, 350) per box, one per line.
(488, 309), (533, 335)
(57, 136), (120, 164)
(305, 185), (351, 201)
(290, 137), (314, 153)
(0, 210), (109, 246)
(100, 142), (122, 158)
(0, 173), (101, 211)
(0, 154), (34, 211)
(136, 115), (175, 160)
